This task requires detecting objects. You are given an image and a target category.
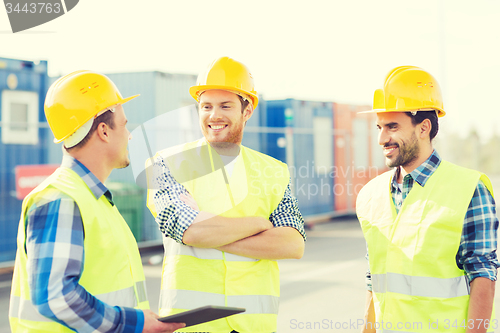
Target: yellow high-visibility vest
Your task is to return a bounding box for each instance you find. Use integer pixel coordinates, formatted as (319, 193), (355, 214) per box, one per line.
(357, 160), (494, 332)
(10, 167), (149, 333)
(147, 139), (290, 333)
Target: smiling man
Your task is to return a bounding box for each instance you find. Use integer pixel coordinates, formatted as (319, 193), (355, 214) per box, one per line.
(146, 56), (306, 333)
(356, 66), (499, 333)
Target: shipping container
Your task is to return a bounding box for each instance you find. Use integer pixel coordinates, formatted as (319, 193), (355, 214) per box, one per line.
(261, 99), (335, 219)
(332, 103), (387, 214)
(0, 57), (50, 265)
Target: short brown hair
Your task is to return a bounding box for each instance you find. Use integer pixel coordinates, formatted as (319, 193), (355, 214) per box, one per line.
(65, 110), (115, 151)
(405, 111), (439, 141)
(237, 95), (250, 113)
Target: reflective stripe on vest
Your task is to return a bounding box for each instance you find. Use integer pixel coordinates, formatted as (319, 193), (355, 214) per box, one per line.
(135, 280), (148, 304)
(160, 289), (279, 314)
(96, 282), (148, 306)
(372, 273), (469, 298)
(9, 296), (52, 322)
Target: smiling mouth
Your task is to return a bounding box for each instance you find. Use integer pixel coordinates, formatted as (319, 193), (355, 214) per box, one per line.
(209, 124), (228, 131)
(384, 145), (398, 156)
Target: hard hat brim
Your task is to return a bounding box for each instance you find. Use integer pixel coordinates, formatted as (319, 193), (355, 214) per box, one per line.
(358, 108), (446, 117)
(189, 85), (259, 109)
(120, 94), (140, 105)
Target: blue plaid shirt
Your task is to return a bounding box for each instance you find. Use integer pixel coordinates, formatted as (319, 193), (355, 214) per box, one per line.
(366, 150), (499, 290)
(149, 150), (306, 244)
(25, 155), (144, 333)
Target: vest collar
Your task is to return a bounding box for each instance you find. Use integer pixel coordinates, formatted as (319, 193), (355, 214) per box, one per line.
(61, 155), (112, 203)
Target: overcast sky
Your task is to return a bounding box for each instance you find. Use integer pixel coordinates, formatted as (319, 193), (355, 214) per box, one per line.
(1, 0), (499, 140)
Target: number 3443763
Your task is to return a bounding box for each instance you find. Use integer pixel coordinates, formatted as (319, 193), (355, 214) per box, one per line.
(5, 2), (62, 14)
(443, 319), (498, 330)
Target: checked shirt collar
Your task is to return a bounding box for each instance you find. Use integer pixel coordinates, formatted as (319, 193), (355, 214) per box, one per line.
(391, 149), (441, 213)
(61, 155), (114, 205)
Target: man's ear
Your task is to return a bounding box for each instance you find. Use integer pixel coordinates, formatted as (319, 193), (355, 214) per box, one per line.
(95, 122), (111, 143)
(243, 104), (254, 121)
(419, 118), (432, 139)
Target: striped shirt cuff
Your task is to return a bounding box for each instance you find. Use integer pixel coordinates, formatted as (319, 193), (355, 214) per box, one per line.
(121, 307), (144, 333)
(464, 261), (498, 283)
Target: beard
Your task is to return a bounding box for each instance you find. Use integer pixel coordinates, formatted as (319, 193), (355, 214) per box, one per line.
(209, 141), (240, 150)
(385, 132), (420, 168)
(117, 155), (130, 169)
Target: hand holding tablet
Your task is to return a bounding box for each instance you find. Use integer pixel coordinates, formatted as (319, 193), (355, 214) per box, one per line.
(158, 305), (245, 327)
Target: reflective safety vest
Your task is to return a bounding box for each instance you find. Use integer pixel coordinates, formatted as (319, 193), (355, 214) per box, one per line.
(147, 139), (290, 333)
(10, 167), (149, 333)
(357, 160), (494, 333)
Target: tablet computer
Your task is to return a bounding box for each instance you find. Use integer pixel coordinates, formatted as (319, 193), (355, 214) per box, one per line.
(157, 305), (245, 327)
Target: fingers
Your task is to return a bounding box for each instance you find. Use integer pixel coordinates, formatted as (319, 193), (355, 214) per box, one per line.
(179, 193), (192, 206)
(142, 309), (186, 333)
(180, 193), (199, 210)
(164, 322), (186, 332)
(179, 193), (189, 202)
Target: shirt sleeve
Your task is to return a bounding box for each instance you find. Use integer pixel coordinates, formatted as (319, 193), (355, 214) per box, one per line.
(269, 179), (306, 240)
(26, 195), (144, 333)
(149, 154), (199, 244)
(457, 179), (500, 283)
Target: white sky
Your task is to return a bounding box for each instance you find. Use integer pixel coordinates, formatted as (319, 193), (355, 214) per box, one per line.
(1, 0), (499, 140)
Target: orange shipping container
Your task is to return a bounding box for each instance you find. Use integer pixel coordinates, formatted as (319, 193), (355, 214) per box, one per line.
(332, 103), (388, 213)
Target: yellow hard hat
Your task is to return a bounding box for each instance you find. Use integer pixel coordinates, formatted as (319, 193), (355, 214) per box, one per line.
(44, 70), (139, 143)
(363, 66), (445, 117)
(189, 56), (259, 109)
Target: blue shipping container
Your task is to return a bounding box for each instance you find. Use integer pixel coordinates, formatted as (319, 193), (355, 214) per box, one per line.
(0, 57), (50, 264)
(263, 99), (335, 217)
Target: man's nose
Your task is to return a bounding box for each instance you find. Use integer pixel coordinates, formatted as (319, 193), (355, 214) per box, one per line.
(378, 129), (389, 146)
(210, 107), (223, 120)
